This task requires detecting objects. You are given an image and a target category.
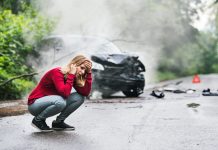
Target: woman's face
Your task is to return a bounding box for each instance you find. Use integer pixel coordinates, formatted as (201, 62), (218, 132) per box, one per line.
(76, 63), (86, 76)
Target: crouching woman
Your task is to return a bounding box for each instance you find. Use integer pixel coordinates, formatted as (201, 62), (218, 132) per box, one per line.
(27, 55), (92, 132)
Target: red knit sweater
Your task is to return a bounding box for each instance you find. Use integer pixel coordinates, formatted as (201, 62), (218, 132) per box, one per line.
(28, 67), (92, 105)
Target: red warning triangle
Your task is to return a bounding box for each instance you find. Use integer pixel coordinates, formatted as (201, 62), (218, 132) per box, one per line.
(192, 74), (201, 83)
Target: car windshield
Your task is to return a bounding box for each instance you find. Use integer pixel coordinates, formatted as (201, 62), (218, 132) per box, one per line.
(63, 36), (122, 54)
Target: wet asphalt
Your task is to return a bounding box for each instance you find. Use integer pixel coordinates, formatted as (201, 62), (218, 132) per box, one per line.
(1, 74), (218, 150)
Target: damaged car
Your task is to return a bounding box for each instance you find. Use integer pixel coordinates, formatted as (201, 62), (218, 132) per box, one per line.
(35, 35), (146, 97)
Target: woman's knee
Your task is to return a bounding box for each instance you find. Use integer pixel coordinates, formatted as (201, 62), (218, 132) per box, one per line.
(54, 99), (66, 111)
(28, 106), (37, 116)
(68, 92), (85, 105)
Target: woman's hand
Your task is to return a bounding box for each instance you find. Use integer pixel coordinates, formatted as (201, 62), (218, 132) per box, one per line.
(69, 64), (77, 75)
(84, 60), (92, 73)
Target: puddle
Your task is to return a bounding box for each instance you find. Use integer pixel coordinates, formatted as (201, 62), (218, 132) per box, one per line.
(187, 103), (200, 108)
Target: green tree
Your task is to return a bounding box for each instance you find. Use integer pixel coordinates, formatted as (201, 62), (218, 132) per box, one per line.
(0, 0), (31, 14)
(0, 9), (54, 100)
(157, 0), (218, 81)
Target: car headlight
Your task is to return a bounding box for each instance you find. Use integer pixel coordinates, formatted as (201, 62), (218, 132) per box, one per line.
(92, 61), (104, 71)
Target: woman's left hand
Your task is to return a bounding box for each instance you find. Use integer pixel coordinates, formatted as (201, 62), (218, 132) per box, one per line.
(84, 60), (92, 73)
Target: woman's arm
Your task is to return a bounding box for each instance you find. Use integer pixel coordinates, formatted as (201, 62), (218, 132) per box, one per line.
(51, 70), (76, 98)
(74, 73), (92, 96)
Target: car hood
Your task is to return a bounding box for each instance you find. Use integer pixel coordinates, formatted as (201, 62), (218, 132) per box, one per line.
(91, 54), (138, 65)
(91, 53), (146, 73)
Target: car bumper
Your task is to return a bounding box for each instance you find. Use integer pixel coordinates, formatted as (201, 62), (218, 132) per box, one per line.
(93, 74), (145, 91)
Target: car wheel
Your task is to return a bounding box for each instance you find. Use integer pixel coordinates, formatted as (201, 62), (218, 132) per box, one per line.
(122, 87), (143, 97)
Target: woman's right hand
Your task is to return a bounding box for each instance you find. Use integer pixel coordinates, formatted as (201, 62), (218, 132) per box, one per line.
(69, 64), (77, 75)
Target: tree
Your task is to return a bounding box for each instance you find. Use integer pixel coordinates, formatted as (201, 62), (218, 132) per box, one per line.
(0, 8), (54, 100)
(0, 0), (31, 14)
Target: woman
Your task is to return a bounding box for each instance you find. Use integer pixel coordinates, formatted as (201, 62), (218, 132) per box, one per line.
(28, 55), (92, 132)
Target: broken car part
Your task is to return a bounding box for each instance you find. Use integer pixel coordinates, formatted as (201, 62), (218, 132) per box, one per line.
(150, 90), (165, 98)
(159, 87), (196, 94)
(202, 88), (218, 96)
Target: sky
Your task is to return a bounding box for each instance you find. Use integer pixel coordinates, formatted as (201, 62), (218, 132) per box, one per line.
(192, 0), (216, 31)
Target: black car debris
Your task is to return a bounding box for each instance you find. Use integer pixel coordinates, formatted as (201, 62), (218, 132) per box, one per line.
(35, 35), (146, 98)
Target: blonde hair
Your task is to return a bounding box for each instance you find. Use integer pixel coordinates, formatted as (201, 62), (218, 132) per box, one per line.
(61, 55), (90, 87)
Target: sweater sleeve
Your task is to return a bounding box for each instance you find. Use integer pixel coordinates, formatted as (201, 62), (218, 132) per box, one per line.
(51, 70), (76, 98)
(74, 73), (92, 96)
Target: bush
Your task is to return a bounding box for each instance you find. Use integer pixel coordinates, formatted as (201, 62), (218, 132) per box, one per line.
(0, 10), (54, 100)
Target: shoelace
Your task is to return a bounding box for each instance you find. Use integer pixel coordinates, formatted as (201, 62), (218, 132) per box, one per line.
(40, 120), (50, 129)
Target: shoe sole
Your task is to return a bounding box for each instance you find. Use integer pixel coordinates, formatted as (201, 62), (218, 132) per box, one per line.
(52, 127), (75, 131)
(31, 123), (53, 132)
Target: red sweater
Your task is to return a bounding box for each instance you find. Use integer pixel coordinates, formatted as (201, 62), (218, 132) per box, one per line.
(28, 67), (92, 105)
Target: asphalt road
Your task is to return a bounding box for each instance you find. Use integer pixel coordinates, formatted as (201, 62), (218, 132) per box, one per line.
(1, 74), (218, 150)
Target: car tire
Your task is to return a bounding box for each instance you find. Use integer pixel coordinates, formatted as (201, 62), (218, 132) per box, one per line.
(122, 87), (143, 97)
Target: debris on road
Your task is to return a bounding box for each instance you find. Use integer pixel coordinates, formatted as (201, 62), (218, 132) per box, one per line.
(150, 90), (165, 98)
(161, 87), (196, 94)
(202, 88), (218, 96)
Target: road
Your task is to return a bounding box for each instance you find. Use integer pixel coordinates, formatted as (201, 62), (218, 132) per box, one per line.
(1, 74), (218, 150)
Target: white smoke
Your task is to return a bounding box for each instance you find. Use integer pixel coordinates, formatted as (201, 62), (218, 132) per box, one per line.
(38, 0), (115, 37)
(36, 0), (202, 83)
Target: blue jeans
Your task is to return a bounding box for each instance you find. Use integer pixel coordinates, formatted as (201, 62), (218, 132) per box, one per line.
(28, 92), (85, 121)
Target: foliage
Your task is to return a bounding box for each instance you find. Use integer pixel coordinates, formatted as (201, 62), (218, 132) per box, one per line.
(0, 9), (54, 100)
(157, 1), (218, 81)
(0, 0), (32, 14)
(157, 31), (218, 81)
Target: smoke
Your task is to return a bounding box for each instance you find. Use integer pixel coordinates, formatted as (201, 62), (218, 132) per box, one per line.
(35, 0), (197, 83)
(38, 0), (115, 36)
